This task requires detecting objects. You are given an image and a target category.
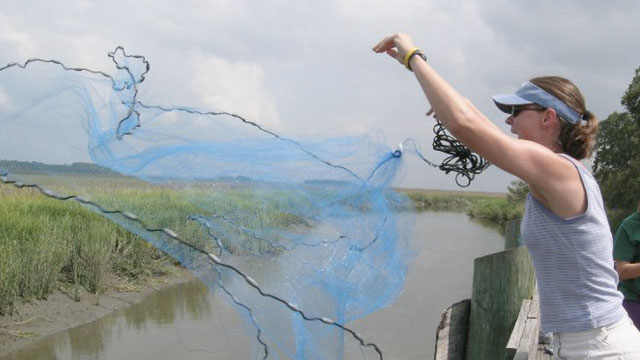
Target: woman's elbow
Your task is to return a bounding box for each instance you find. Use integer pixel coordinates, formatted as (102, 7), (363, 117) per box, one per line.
(448, 108), (478, 141)
(439, 98), (488, 144)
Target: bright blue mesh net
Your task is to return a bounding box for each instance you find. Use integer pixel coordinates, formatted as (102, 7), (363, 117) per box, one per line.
(0, 48), (419, 359)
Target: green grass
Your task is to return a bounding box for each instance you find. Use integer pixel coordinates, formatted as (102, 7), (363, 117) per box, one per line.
(0, 185), (171, 315)
(397, 188), (522, 233)
(397, 188), (508, 211)
(0, 178), (521, 316)
(466, 197), (524, 230)
(0, 178), (317, 315)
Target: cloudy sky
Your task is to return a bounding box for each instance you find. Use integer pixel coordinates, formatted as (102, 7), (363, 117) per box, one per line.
(1, 0), (638, 192)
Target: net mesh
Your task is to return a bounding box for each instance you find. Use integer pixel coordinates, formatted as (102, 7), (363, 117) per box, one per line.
(0, 48), (415, 359)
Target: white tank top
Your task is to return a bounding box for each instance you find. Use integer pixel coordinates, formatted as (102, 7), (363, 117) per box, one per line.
(521, 154), (625, 333)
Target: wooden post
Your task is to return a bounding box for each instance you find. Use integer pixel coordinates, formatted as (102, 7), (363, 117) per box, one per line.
(434, 299), (471, 360)
(464, 246), (536, 360)
(504, 219), (522, 249)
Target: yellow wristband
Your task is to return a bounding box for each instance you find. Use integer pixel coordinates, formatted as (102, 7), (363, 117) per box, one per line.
(403, 48), (420, 70)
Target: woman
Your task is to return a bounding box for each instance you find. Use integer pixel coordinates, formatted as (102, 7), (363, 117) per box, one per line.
(373, 33), (640, 359)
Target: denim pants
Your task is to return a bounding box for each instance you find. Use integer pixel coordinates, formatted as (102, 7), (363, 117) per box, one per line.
(552, 315), (640, 359)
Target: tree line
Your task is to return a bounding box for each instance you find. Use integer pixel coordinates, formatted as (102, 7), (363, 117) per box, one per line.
(593, 65), (640, 230)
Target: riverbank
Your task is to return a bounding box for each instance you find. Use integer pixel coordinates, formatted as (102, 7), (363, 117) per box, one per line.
(397, 187), (508, 212)
(397, 188), (523, 232)
(0, 266), (193, 358)
(2, 211), (507, 360)
(0, 185), (519, 314)
(0, 184), (519, 357)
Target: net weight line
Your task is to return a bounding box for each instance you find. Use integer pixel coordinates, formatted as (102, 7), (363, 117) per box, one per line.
(0, 173), (384, 359)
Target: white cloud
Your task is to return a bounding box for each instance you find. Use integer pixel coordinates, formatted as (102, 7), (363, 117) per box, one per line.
(0, 87), (10, 110)
(0, 12), (36, 61)
(189, 54), (280, 128)
(0, 0), (639, 191)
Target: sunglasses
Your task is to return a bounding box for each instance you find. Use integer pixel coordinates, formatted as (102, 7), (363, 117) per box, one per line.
(510, 105), (547, 117)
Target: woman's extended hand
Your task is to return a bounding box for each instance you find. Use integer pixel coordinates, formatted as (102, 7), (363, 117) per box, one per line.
(372, 33), (416, 65)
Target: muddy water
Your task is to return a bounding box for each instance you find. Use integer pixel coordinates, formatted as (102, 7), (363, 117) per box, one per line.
(1, 212), (505, 360)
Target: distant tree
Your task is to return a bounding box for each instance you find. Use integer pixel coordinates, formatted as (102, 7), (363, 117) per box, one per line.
(593, 66), (640, 229)
(621, 67), (640, 128)
(507, 179), (528, 204)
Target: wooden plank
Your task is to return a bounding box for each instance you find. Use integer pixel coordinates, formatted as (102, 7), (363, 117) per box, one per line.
(528, 292), (539, 320)
(525, 292), (541, 360)
(513, 351), (529, 360)
(507, 316), (539, 360)
(506, 299), (532, 354)
(507, 290), (541, 360)
(465, 247), (536, 360)
(434, 299), (471, 360)
(521, 318), (540, 360)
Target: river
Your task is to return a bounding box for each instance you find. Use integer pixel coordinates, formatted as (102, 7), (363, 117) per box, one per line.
(1, 211), (505, 360)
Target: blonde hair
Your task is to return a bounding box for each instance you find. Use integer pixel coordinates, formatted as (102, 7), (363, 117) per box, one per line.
(530, 76), (598, 160)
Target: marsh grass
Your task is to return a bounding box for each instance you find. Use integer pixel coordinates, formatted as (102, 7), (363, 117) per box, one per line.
(467, 197), (524, 230)
(0, 177), (517, 315)
(398, 188), (509, 211)
(0, 185), (169, 314)
(398, 188), (522, 234)
(0, 177), (319, 315)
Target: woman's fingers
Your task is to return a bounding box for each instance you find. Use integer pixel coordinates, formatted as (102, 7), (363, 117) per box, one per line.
(426, 108), (438, 120)
(372, 35), (396, 53)
(373, 33), (417, 66)
(386, 49), (402, 63)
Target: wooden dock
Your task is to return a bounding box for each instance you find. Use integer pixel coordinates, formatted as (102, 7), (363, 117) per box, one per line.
(434, 219), (553, 360)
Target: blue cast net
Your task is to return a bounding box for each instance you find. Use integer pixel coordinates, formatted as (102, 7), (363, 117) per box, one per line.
(0, 48), (420, 359)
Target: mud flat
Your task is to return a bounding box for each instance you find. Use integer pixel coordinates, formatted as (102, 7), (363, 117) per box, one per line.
(0, 267), (194, 358)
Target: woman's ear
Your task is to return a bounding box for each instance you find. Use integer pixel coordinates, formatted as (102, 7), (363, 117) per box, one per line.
(541, 108), (559, 129)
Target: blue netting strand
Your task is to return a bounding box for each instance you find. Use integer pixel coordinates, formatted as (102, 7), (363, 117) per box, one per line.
(0, 46), (490, 358)
(0, 48), (419, 359)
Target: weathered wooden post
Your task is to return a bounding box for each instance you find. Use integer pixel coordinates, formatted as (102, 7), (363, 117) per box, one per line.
(464, 246), (536, 360)
(434, 218), (543, 360)
(434, 299), (471, 360)
(504, 219), (523, 249)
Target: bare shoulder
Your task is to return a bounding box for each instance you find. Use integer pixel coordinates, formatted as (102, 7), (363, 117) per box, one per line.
(529, 155), (587, 218)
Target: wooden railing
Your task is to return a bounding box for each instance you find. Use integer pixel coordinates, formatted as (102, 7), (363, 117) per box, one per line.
(433, 219), (549, 360)
(505, 292), (540, 360)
